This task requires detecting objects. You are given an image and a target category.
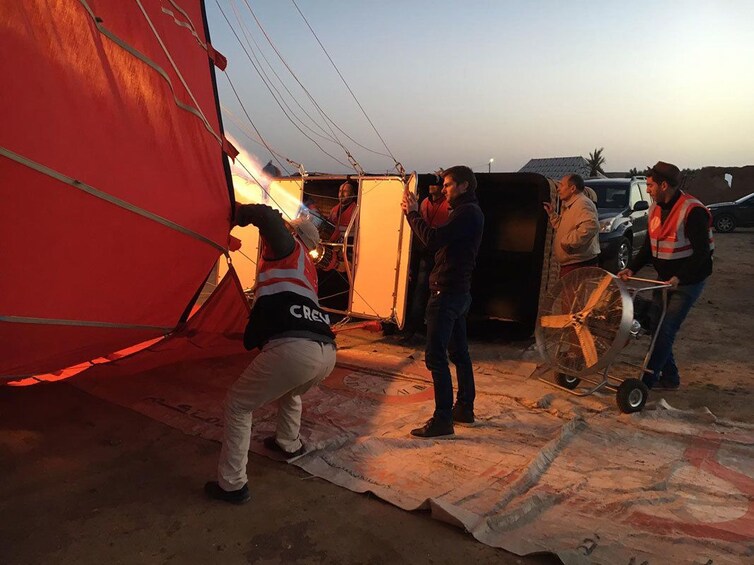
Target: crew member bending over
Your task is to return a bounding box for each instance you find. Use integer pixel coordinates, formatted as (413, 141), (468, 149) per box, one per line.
(205, 204), (336, 504)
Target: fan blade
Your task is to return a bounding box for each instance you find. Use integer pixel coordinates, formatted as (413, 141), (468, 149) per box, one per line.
(540, 314), (572, 328)
(582, 274), (613, 314)
(575, 324), (599, 368)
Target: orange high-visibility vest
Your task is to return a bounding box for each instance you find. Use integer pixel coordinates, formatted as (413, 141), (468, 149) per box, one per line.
(254, 240), (320, 305)
(245, 238), (334, 349)
(328, 200), (357, 242)
(648, 192), (714, 260)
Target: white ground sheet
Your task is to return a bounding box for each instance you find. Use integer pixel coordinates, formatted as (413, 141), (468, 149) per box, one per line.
(73, 349), (754, 565)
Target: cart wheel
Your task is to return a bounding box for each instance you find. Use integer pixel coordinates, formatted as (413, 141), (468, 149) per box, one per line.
(616, 379), (649, 413)
(556, 373), (581, 390)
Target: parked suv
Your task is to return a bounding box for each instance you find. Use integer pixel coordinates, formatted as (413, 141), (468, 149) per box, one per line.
(584, 177), (651, 273)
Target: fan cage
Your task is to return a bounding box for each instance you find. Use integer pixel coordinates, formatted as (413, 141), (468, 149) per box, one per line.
(536, 267), (633, 377)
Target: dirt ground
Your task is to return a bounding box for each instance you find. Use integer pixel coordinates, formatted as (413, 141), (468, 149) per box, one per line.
(1, 230), (751, 565)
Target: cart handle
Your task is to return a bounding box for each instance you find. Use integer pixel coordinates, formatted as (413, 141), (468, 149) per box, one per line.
(626, 275), (673, 287)
(623, 275), (673, 293)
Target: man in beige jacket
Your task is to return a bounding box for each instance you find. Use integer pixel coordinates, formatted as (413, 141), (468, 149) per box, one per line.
(543, 174), (600, 277)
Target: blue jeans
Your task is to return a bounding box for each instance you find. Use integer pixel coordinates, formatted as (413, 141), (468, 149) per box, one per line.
(424, 291), (474, 422)
(644, 280), (706, 387)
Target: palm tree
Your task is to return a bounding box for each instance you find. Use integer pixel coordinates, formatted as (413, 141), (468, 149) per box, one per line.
(587, 147), (606, 177)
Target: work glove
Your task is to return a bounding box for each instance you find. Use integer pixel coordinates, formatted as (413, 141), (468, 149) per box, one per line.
(234, 203), (255, 227)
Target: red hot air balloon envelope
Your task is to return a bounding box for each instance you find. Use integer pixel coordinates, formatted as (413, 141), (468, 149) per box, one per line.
(0, 0), (244, 380)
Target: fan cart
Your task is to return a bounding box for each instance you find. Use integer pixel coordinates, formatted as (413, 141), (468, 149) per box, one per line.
(535, 267), (672, 413)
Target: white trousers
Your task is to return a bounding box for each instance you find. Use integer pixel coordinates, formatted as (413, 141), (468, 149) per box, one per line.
(218, 338), (337, 491)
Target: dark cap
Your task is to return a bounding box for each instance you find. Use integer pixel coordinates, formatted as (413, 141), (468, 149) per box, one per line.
(647, 161), (681, 187)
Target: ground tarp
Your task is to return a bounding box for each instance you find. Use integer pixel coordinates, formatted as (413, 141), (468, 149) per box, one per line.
(69, 344), (754, 565)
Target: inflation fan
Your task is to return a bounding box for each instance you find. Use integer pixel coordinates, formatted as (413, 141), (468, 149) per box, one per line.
(535, 267), (672, 413)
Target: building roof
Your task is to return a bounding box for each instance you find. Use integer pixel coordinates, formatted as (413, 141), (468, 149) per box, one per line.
(518, 156), (605, 179)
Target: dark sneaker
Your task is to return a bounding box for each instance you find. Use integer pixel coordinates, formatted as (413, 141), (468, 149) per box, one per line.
(263, 436), (306, 459)
(641, 372), (656, 389)
(452, 403), (475, 424)
(410, 418), (454, 438)
(204, 481), (250, 505)
(653, 379), (680, 391)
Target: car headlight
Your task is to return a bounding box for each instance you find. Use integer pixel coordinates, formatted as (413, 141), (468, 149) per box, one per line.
(599, 218), (617, 233)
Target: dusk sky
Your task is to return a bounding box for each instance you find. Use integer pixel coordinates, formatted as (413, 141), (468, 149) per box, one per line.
(204, 1), (754, 176)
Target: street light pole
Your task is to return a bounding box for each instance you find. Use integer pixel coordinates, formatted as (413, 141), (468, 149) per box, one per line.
(488, 158), (494, 173)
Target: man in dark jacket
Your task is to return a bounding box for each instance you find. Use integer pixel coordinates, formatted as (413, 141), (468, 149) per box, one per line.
(402, 165), (484, 437)
(618, 161), (713, 391)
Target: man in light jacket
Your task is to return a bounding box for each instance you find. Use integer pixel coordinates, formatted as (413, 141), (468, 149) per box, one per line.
(543, 174), (600, 277)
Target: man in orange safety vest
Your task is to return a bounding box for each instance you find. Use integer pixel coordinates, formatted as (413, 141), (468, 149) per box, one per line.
(618, 161), (713, 391)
